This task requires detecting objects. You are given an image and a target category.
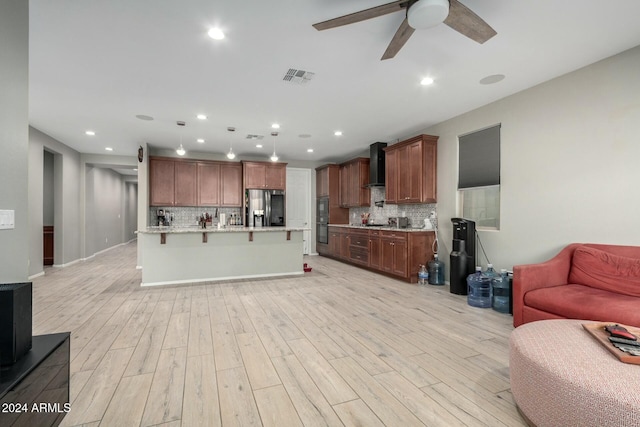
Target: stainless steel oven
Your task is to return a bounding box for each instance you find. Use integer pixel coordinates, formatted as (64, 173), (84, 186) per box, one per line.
(317, 197), (329, 244)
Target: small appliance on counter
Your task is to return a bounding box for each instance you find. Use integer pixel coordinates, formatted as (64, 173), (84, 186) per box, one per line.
(388, 217), (409, 229)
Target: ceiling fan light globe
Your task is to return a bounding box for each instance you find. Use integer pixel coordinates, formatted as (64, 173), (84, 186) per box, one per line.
(407, 0), (450, 30)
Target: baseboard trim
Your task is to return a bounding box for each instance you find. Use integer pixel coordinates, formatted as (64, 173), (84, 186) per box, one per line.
(28, 271), (45, 280)
(141, 271), (304, 287)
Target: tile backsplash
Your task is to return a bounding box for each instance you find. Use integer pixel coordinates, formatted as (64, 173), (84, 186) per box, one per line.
(149, 206), (242, 227)
(349, 187), (438, 229)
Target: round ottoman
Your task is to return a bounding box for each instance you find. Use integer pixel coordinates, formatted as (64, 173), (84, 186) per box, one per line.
(510, 319), (640, 427)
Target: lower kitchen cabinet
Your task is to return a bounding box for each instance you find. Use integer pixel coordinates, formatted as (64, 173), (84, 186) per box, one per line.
(381, 231), (408, 277)
(368, 230), (382, 270)
(325, 226), (434, 283)
(348, 229), (369, 266)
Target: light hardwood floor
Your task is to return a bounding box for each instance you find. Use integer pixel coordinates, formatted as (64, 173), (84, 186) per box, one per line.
(31, 241), (526, 427)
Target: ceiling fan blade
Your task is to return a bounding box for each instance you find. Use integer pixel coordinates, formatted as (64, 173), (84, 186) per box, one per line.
(381, 17), (415, 60)
(444, 0), (496, 44)
(313, 0), (409, 31)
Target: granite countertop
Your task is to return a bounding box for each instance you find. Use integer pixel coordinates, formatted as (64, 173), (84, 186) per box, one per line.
(328, 224), (435, 233)
(138, 226), (310, 234)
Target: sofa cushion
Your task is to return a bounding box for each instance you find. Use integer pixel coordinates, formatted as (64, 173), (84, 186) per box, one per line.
(524, 284), (640, 327)
(569, 246), (640, 297)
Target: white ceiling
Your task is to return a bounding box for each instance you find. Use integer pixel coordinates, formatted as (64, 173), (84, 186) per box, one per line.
(29, 0), (640, 165)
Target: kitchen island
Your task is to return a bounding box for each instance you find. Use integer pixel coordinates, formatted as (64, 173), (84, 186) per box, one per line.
(137, 226), (308, 286)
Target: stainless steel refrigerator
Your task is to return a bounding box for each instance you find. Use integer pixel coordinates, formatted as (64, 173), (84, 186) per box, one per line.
(245, 189), (286, 227)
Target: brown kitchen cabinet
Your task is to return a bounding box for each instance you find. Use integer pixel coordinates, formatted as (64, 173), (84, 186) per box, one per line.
(384, 134), (438, 204)
(196, 161), (242, 207)
(328, 226), (349, 260)
(220, 163), (242, 206)
(150, 157), (198, 207)
(380, 230), (408, 277)
(149, 157), (175, 206)
(368, 229), (382, 270)
(317, 165), (349, 256)
(150, 157), (242, 207)
(323, 226), (435, 283)
(197, 162), (220, 206)
(242, 161), (287, 190)
(174, 160), (198, 206)
(339, 158), (370, 208)
(348, 228), (369, 266)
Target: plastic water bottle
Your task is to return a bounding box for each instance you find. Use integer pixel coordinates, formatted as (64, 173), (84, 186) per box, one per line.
(418, 265), (429, 286)
(492, 269), (510, 313)
(484, 263), (497, 280)
(467, 266), (492, 308)
(428, 254), (445, 286)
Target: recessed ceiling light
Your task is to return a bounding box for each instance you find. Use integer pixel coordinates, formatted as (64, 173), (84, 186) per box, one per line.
(307, 148), (314, 153)
(208, 28), (225, 40)
(85, 130), (95, 136)
(256, 144), (263, 148)
(420, 77), (434, 86)
(197, 138), (205, 143)
(479, 74), (506, 85)
(334, 131), (342, 136)
(105, 147), (113, 151)
(135, 114), (154, 121)
(196, 114), (207, 120)
(271, 123), (280, 129)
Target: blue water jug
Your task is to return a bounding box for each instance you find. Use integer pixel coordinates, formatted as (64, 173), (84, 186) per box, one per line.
(467, 266), (492, 308)
(492, 269), (510, 313)
(428, 254), (445, 286)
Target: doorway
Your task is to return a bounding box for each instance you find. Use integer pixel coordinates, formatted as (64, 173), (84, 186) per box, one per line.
(43, 150), (55, 265)
(286, 168), (312, 254)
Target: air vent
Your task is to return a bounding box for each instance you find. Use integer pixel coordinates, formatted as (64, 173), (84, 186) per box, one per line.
(245, 134), (264, 140)
(282, 68), (315, 85)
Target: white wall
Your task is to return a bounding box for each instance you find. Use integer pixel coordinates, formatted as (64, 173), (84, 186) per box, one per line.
(85, 166), (134, 255)
(423, 45), (640, 272)
(29, 127), (82, 274)
(0, 1), (29, 283)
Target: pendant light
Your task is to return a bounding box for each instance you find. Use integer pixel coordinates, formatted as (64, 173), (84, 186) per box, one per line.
(176, 121), (186, 156)
(270, 131), (279, 162)
(226, 127), (236, 159)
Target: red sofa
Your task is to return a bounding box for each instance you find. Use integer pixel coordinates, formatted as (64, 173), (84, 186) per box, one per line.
(513, 243), (640, 328)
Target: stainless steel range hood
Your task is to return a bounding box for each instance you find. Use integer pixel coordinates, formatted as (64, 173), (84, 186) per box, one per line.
(367, 142), (387, 187)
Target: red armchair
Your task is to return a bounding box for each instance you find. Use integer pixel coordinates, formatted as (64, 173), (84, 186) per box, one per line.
(513, 243), (640, 328)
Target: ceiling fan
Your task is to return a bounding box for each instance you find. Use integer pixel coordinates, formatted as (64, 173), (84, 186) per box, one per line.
(312, 0), (496, 60)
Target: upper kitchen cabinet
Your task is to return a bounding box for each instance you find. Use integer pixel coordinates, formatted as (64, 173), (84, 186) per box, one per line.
(149, 157), (197, 206)
(197, 162), (220, 206)
(197, 161), (242, 207)
(220, 163), (243, 206)
(149, 157), (175, 206)
(174, 160), (197, 206)
(384, 134), (438, 204)
(339, 158), (370, 208)
(242, 161), (287, 190)
(150, 157), (242, 207)
(316, 164), (349, 222)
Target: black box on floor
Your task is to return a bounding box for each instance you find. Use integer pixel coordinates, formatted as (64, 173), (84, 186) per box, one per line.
(0, 282), (32, 366)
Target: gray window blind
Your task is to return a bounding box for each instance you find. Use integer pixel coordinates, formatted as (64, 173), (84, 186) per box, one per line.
(458, 124), (501, 189)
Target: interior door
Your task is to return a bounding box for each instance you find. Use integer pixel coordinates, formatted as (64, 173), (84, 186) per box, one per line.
(286, 168), (311, 254)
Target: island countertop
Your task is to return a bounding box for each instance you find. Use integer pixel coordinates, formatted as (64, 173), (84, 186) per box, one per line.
(328, 224), (435, 233)
(138, 225), (310, 234)
(137, 226), (306, 286)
